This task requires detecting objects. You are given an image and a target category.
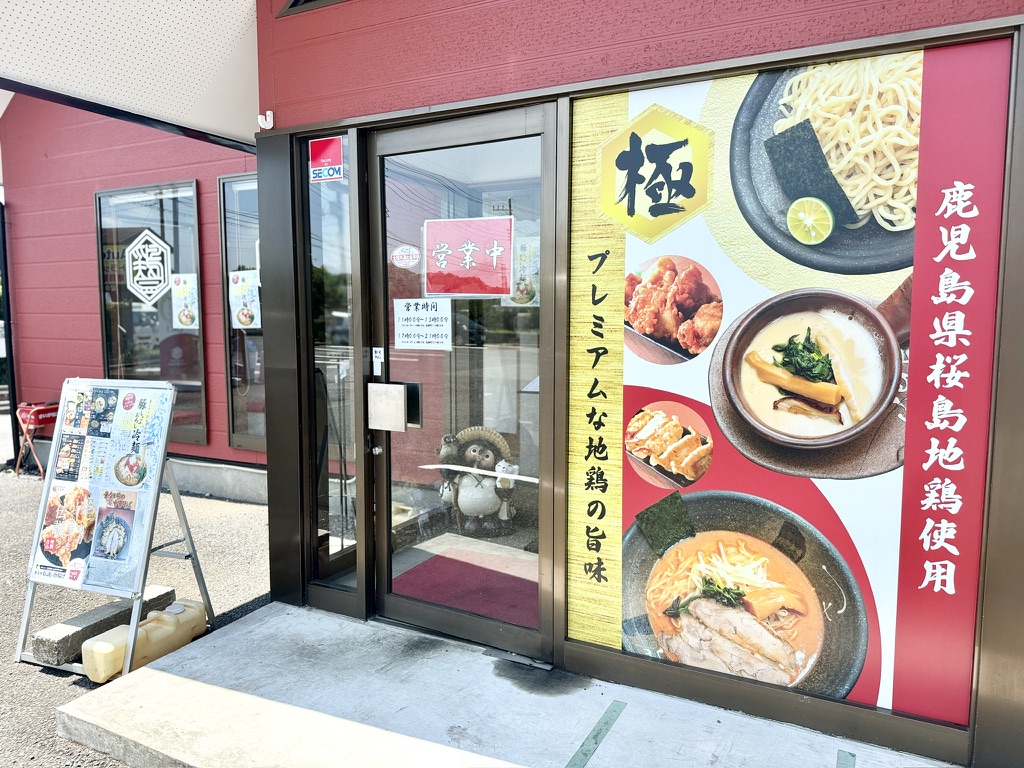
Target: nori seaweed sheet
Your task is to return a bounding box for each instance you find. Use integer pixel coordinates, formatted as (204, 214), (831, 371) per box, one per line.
(764, 119), (860, 226)
(634, 493), (696, 556)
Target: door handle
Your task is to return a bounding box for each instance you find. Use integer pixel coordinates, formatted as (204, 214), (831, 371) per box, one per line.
(371, 445), (383, 456)
(366, 382), (421, 431)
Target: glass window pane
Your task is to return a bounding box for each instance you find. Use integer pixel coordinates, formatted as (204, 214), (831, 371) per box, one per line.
(384, 137), (542, 630)
(220, 175), (264, 449)
(307, 135), (358, 587)
(98, 182), (206, 442)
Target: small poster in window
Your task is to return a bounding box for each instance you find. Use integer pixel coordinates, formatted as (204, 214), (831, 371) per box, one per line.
(171, 274), (200, 330)
(501, 236), (540, 307)
(229, 270), (262, 330)
(309, 136), (344, 183)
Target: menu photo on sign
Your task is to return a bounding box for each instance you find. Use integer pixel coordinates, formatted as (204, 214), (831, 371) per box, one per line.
(566, 39), (1011, 727)
(28, 379), (175, 593)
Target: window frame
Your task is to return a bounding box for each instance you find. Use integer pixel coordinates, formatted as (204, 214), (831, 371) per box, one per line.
(218, 172), (266, 452)
(95, 179), (207, 445)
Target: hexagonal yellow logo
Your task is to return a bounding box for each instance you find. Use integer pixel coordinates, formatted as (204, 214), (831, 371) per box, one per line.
(599, 104), (713, 243)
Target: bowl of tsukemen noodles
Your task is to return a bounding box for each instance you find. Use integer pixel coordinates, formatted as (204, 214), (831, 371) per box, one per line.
(621, 490), (868, 698)
(722, 287), (903, 450)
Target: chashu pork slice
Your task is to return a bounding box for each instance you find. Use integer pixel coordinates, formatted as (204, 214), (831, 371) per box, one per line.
(686, 598), (800, 675)
(658, 617), (792, 686)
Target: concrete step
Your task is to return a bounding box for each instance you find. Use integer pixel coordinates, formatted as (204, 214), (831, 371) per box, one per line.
(55, 602), (961, 768)
(58, 666), (519, 768)
(31, 585), (177, 666)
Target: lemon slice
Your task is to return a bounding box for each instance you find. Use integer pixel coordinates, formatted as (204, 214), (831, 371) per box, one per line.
(787, 197), (835, 245)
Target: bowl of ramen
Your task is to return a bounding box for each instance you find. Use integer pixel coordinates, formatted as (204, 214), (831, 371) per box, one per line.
(721, 288), (902, 449)
(114, 453), (147, 487)
(622, 490), (868, 698)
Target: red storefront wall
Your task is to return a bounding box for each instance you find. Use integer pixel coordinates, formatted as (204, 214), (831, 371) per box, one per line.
(0, 95), (263, 464)
(256, 0), (1021, 130)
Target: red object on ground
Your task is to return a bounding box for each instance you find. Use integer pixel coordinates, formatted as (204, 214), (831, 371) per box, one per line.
(392, 549), (539, 630)
(15, 401), (58, 477)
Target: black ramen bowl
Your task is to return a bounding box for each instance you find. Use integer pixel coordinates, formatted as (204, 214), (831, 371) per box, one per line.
(622, 490), (869, 699)
(722, 288), (901, 450)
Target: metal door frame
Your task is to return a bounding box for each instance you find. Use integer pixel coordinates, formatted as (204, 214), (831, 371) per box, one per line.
(365, 104), (558, 661)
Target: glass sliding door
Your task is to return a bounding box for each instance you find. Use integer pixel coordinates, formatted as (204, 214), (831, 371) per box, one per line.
(368, 106), (554, 659)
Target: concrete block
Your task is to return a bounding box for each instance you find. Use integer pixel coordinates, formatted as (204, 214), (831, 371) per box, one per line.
(31, 585), (176, 666)
(162, 457), (267, 504)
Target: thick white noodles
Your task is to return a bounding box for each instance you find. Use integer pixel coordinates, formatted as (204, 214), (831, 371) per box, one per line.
(774, 51), (923, 232)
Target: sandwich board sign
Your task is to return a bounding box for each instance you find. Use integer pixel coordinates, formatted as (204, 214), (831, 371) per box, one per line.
(27, 379), (175, 594)
(17, 378), (214, 678)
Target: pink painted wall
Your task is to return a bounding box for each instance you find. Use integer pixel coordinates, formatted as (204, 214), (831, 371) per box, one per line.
(257, 0), (1021, 130)
(0, 95), (263, 464)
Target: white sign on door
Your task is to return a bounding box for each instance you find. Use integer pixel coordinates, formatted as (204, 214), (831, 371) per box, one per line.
(393, 298), (452, 350)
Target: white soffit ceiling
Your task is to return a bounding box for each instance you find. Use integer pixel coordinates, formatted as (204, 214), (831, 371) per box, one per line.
(0, 0), (258, 146)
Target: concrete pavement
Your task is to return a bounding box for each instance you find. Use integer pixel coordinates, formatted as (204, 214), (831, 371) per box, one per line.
(55, 601), (962, 768)
(1, 461), (963, 768)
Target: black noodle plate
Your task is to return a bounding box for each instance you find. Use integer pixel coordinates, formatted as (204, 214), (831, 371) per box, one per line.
(621, 490), (869, 699)
(624, 323), (694, 363)
(625, 445), (709, 490)
(730, 69), (916, 275)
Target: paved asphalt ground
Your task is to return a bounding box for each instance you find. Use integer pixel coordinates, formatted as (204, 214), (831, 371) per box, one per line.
(0, 441), (272, 767)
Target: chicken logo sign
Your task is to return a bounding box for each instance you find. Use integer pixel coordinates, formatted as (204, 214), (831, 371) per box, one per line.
(599, 104), (712, 243)
(125, 229), (172, 306)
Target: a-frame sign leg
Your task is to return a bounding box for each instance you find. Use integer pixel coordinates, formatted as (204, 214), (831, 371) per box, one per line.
(14, 580), (39, 662)
(122, 460), (216, 676)
(161, 461), (215, 628)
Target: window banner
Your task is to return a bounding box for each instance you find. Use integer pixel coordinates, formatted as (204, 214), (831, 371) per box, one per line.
(423, 216), (514, 297)
(228, 269), (261, 330)
(566, 39), (1011, 725)
(171, 273), (200, 330)
(567, 94), (628, 648)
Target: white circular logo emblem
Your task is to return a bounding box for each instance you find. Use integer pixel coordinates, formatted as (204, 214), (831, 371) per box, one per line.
(390, 245), (421, 269)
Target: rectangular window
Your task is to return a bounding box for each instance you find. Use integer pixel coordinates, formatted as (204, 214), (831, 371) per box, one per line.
(278, 0), (349, 17)
(219, 174), (264, 450)
(97, 181), (207, 444)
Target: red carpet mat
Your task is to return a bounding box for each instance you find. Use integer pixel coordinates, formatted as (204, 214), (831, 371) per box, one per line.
(392, 548), (539, 629)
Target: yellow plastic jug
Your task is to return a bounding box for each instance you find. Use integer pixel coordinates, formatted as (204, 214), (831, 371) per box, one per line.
(81, 599), (207, 683)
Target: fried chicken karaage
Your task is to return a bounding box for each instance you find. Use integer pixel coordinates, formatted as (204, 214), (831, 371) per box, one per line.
(625, 257), (722, 355)
(677, 300), (723, 355)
